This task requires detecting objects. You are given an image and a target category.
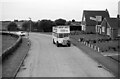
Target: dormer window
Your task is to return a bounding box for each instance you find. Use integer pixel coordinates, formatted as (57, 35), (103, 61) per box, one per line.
(96, 16), (102, 22)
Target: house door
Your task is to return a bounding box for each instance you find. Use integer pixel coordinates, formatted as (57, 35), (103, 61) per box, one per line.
(107, 28), (111, 36)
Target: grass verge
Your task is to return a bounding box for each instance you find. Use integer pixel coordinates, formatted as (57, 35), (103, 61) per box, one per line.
(2, 35), (18, 53)
(2, 37), (30, 77)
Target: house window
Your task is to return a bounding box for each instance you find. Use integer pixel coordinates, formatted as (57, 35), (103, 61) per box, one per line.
(102, 27), (105, 32)
(107, 28), (111, 36)
(96, 16), (102, 22)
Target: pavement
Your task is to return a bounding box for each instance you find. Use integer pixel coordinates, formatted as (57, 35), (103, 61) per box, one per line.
(16, 33), (114, 77)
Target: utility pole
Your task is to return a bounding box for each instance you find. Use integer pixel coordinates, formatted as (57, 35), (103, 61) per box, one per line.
(29, 17), (31, 32)
(27, 17), (32, 45)
(27, 17), (31, 38)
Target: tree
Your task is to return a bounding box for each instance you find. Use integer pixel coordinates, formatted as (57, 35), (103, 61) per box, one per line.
(38, 19), (55, 32)
(32, 22), (38, 32)
(66, 21), (71, 25)
(22, 21), (29, 31)
(22, 20), (35, 31)
(55, 18), (66, 25)
(72, 19), (75, 22)
(37, 20), (43, 32)
(7, 22), (18, 31)
(14, 19), (18, 22)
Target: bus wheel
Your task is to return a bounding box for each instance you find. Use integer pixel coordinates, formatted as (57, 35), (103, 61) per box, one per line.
(68, 43), (71, 47)
(57, 42), (59, 47)
(53, 39), (55, 44)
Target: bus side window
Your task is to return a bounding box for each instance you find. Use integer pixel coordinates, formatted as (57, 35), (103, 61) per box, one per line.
(55, 33), (56, 37)
(56, 33), (57, 37)
(55, 33), (57, 37)
(64, 33), (68, 37)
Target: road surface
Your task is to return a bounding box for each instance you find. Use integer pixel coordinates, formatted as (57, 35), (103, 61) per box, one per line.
(17, 33), (114, 77)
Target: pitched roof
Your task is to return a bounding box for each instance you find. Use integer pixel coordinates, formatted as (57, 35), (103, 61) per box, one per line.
(82, 10), (110, 26)
(105, 18), (120, 29)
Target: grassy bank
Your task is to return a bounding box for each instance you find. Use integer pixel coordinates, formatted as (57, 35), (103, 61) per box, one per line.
(2, 38), (30, 77)
(2, 35), (17, 53)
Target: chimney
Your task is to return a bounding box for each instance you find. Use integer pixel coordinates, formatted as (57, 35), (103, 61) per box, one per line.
(117, 14), (120, 19)
(105, 9), (108, 12)
(117, 14), (120, 28)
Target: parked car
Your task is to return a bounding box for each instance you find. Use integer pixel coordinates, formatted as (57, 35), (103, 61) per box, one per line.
(16, 31), (26, 36)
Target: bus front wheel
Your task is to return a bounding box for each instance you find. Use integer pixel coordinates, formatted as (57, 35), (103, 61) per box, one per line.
(56, 42), (60, 47)
(67, 43), (71, 47)
(53, 39), (55, 44)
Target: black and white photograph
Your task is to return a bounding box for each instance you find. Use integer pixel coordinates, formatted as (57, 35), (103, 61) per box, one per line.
(0, 0), (120, 78)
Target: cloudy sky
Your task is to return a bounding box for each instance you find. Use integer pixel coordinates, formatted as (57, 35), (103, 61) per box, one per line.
(0, 0), (119, 21)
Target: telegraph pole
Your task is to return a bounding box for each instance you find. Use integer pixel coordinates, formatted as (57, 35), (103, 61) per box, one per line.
(27, 17), (31, 46)
(27, 17), (31, 39)
(29, 17), (31, 32)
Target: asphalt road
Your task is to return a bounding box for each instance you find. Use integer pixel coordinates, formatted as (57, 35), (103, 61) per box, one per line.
(16, 33), (114, 77)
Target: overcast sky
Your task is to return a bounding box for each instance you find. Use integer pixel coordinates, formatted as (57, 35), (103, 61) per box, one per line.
(0, 0), (119, 21)
(118, 1), (120, 15)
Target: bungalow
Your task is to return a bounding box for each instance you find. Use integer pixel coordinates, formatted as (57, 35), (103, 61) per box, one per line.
(81, 9), (110, 33)
(101, 17), (120, 38)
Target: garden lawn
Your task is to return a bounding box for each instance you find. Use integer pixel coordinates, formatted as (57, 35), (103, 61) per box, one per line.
(70, 34), (120, 54)
(70, 34), (110, 40)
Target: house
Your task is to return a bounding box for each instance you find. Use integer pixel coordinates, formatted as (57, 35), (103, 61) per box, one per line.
(101, 17), (120, 38)
(81, 9), (110, 33)
(70, 21), (81, 31)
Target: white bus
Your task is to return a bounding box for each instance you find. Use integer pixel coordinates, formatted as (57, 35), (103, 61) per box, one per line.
(52, 26), (71, 47)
